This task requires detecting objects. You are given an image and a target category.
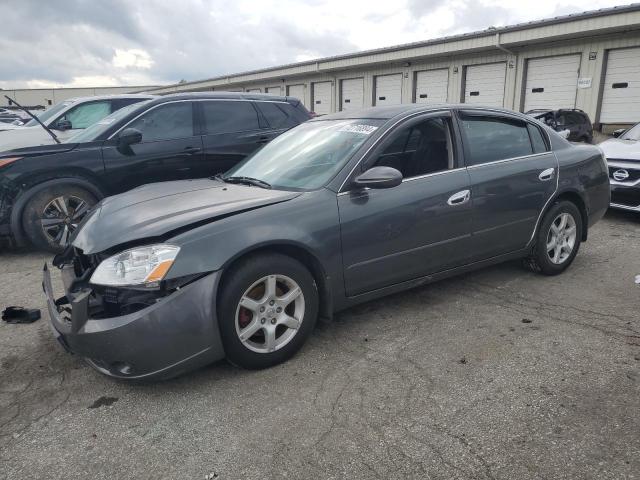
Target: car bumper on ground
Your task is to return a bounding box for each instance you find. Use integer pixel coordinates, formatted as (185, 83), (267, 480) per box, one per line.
(43, 265), (225, 380)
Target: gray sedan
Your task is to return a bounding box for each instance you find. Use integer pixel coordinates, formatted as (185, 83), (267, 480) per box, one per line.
(44, 104), (610, 380)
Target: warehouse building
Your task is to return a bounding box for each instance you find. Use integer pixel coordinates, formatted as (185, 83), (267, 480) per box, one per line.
(145, 4), (640, 132)
(0, 85), (157, 109)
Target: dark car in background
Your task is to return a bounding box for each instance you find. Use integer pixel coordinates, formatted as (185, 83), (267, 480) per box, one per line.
(527, 108), (593, 143)
(0, 92), (311, 251)
(44, 104), (610, 380)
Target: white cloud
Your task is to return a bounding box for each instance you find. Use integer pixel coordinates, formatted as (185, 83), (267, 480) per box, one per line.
(112, 49), (154, 69)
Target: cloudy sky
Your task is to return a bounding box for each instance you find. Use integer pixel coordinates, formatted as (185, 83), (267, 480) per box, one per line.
(0, 0), (628, 89)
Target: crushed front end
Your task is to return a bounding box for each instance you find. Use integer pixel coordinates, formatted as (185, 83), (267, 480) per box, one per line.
(43, 247), (225, 380)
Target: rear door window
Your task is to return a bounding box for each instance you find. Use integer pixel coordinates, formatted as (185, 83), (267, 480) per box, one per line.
(256, 102), (299, 129)
(201, 100), (260, 134)
(527, 124), (548, 153)
(459, 116), (534, 165)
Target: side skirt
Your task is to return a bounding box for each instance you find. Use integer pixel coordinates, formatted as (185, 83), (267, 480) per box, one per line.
(335, 247), (531, 312)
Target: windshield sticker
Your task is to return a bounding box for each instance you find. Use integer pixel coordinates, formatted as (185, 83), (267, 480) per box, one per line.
(338, 124), (379, 135)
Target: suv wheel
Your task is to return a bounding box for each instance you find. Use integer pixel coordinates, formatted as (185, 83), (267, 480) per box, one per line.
(22, 184), (97, 253)
(218, 253), (319, 369)
(524, 200), (582, 275)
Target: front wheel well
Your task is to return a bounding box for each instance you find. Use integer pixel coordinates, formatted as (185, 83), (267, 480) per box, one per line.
(551, 191), (588, 241)
(217, 244), (333, 320)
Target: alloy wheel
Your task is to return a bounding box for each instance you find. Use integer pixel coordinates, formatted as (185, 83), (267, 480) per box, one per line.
(235, 274), (305, 354)
(40, 195), (91, 247)
(546, 212), (577, 265)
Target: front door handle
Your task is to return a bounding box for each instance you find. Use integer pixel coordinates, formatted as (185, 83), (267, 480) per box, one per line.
(539, 168), (555, 181)
(183, 147), (201, 155)
(447, 189), (471, 206)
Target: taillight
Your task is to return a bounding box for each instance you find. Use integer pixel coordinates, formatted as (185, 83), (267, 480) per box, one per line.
(0, 157), (22, 168)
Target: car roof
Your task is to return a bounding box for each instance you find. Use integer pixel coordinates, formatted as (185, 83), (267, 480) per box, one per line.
(61, 93), (157, 104)
(156, 91), (295, 103)
(312, 104), (537, 122)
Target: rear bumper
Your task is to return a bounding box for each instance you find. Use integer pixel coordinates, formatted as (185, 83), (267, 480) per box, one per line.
(43, 265), (225, 381)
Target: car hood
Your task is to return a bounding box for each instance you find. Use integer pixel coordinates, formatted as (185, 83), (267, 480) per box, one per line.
(72, 179), (302, 254)
(599, 138), (640, 161)
(0, 126), (57, 152)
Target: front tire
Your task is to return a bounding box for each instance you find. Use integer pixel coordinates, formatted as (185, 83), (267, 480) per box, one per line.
(21, 184), (97, 253)
(524, 200), (582, 275)
(218, 253), (319, 369)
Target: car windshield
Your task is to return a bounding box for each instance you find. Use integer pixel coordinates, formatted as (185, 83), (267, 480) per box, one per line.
(67, 101), (151, 143)
(621, 123), (640, 141)
(23, 101), (74, 127)
(223, 119), (385, 191)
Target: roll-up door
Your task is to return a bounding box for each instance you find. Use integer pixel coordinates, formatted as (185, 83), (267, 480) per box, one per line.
(341, 78), (364, 111)
(286, 84), (305, 105)
(374, 74), (402, 106)
(600, 47), (640, 123)
(311, 81), (332, 115)
(415, 69), (449, 104)
(464, 63), (506, 107)
(523, 54), (580, 111)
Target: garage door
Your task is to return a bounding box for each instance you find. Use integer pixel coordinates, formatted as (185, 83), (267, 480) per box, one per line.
(341, 78), (364, 111)
(464, 63), (506, 107)
(524, 54), (580, 111)
(311, 81), (332, 115)
(287, 84), (305, 105)
(415, 69), (449, 104)
(374, 74), (402, 106)
(600, 47), (640, 123)
(246, 88), (261, 93)
(265, 86), (281, 95)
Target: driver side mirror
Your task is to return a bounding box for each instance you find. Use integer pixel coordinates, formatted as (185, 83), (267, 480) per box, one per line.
(354, 166), (403, 189)
(118, 128), (143, 147)
(55, 119), (72, 131)
(612, 128), (626, 138)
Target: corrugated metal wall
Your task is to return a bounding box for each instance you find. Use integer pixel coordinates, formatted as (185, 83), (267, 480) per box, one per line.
(0, 86), (155, 108)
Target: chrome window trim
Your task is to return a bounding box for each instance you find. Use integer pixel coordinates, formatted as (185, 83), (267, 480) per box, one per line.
(337, 108), (452, 193)
(466, 151), (552, 169)
(107, 98), (290, 140)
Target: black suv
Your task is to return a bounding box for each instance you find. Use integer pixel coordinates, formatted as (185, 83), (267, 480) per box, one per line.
(0, 92), (311, 251)
(526, 108), (593, 143)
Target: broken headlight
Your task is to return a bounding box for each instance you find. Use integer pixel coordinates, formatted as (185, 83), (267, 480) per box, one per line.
(90, 244), (180, 287)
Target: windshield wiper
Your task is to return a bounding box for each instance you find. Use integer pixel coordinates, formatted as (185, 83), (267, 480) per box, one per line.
(3, 95), (60, 144)
(222, 176), (272, 189)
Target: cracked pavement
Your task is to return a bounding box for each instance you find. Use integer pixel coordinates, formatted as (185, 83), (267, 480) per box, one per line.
(1, 210), (639, 479)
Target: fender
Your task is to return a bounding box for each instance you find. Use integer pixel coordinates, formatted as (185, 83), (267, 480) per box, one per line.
(10, 176), (105, 246)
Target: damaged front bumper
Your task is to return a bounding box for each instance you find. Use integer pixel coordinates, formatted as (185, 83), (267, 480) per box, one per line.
(43, 263), (225, 380)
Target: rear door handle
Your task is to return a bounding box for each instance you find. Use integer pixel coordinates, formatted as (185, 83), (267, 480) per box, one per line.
(182, 146), (201, 155)
(447, 189), (471, 206)
(539, 168), (555, 181)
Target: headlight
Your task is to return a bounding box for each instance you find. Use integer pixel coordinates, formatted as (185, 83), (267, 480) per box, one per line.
(90, 244), (180, 287)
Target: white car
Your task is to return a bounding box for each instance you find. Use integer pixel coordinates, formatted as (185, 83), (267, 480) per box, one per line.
(0, 94), (153, 152)
(599, 123), (640, 212)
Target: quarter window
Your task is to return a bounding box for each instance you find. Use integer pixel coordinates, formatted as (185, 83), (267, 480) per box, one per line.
(258, 102), (299, 129)
(370, 118), (453, 178)
(527, 124), (548, 153)
(128, 102), (194, 142)
(460, 116), (533, 165)
(201, 101), (260, 134)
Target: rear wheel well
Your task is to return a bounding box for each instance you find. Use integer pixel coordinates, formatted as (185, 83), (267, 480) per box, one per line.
(552, 191), (588, 241)
(217, 244), (333, 320)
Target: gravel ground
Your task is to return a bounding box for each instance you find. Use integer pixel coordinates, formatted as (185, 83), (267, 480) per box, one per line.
(1, 210), (639, 480)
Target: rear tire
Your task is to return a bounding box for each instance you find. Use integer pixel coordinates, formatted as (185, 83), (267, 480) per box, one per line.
(21, 184), (97, 253)
(218, 253), (319, 369)
(524, 200), (582, 275)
